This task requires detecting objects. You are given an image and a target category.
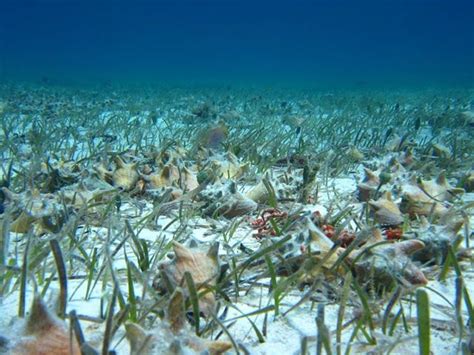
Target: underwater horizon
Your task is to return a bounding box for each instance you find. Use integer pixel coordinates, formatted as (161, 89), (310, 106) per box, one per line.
(0, 0), (473, 89)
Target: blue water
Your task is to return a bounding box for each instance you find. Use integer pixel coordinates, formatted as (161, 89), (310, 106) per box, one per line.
(1, 0), (473, 88)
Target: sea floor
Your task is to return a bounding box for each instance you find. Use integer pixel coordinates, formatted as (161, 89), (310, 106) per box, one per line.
(0, 83), (473, 354)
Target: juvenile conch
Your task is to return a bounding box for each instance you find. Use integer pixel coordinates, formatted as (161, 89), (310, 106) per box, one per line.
(368, 192), (404, 226)
(0, 295), (80, 355)
(112, 156), (139, 191)
(158, 242), (220, 317)
(126, 288), (232, 355)
(357, 168), (380, 202)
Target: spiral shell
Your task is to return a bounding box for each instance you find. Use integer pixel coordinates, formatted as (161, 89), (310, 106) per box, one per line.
(112, 156), (139, 191)
(158, 242), (220, 316)
(7, 296), (80, 355)
(369, 192), (404, 226)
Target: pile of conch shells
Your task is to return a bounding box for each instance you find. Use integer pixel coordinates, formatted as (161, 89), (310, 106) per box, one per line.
(273, 214), (428, 290)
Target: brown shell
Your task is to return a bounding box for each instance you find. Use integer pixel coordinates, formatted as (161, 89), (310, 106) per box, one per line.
(126, 288), (231, 355)
(214, 193), (257, 218)
(351, 238), (428, 289)
(9, 296), (80, 355)
(418, 171), (464, 202)
(357, 168), (380, 202)
(400, 182), (448, 218)
(369, 192), (404, 226)
(159, 242), (220, 316)
(2, 188), (62, 234)
(112, 156), (139, 191)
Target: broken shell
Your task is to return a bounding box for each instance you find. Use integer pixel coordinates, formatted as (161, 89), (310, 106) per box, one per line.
(368, 192), (404, 226)
(158, 242), (220, 316)
(112, 156), (139, 191)
(4, 295), (80, 355)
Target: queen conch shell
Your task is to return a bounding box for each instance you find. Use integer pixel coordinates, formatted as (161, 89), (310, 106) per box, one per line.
(1, 295), (80, 355)
(142, 164), (198, 192)
(418, 171), (464, 202)
(158, 242), (220, 317)
(368, 192), (404, 226)
(207, 152), (247, 180)
(245, 179), (269, 204)
(126, 288), (232, 355)
(199, 180), (257, 218)
(357, 168), (380, 202)
(245, 174), (291, 204)
(61, 176), (116, 208)
(412, 216), (465, 264)
(2, 188), (63, 234)
(400, 178), (447, 218)
(112, 156), (139, 191)
(283, 219), (428, 290)
(400, 172), (464, 218)
(348, 229), (428, 290)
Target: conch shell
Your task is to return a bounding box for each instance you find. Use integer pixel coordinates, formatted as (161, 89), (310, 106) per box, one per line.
(1, 295), (80, 355)
(357, 168), (380, 202)
(142, 164), (198, 192)
(400, 172), (464, 218)
(349, 229), (428, 290)
(158, 242), (220, 316)
(126, 288), (231, 355)
(368, 192), (404, 226)
(418, 171), (464, 202)
(199, 181), (257, 218)
(2, 188), (63, 234)
(207, 152), (247, 180)
(112, 156), (139, 191)
(412, 216), (465, 264)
